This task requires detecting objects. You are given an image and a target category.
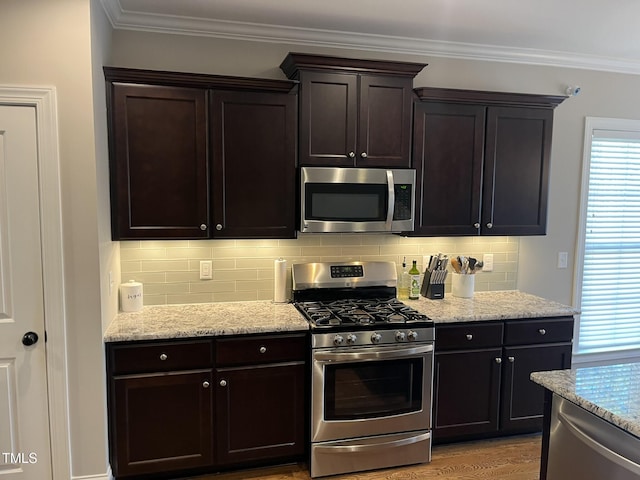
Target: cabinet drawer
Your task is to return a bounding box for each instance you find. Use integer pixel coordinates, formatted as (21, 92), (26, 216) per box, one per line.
(504, 317), (574, 346)
(435, 323), (504, 351)
(216, 334), (307, 366)
(109, 339), (214, 375)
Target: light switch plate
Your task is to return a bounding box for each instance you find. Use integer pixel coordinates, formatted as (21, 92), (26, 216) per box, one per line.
(199, 260), (213, 280)
(483, 253), (494, 272)
(558, 252), (568, 269)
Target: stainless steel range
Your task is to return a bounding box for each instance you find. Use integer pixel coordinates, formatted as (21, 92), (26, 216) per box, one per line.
(292, 261), (435, 478)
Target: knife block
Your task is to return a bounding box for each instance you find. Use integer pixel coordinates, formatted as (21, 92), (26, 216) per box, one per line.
(420, 269), (446, 299)
(424, 283), (444, 300)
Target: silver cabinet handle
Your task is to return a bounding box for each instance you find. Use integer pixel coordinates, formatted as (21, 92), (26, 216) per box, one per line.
(466, 334), (473, 340)
(539, 328), (547, 335)
(486, 222), (493, 229)
(215, 224), (223, 231)
(474, 223), (480, 229)
(360, 152), (368, 158)
(508, 356), (515, 363)
(202, 381), (210, 388)
(200, 224), (207, 231)
(259, 346), (267, 354)
(219, 379), (227, 387)
(347, 151), (356, 158)
(159, 353), (167, 361)
(495, 357), (502, 364)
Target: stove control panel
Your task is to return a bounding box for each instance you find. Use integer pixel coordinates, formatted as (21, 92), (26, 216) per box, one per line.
(313, 327), (434, 349)
(330, 265), (364, 278)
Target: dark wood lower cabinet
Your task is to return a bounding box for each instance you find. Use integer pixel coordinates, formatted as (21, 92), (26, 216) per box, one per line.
(432, 317), (574, 444)
(433, 348), (502, 440)
(215, 362), (306, 465)
(500, 343), (572, 432)
(110, 370), (214, 477)
(106, 334), (307, 480)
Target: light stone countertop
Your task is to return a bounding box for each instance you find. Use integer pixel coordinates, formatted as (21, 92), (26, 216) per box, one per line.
(409, 290), (577, 323)
(531, 363), (640, 439)
(104, 301), (309, 342)
(104, 290), (576, 342)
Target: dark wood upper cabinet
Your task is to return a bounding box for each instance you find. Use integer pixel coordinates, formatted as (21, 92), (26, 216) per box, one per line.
(411, 88), (565, 236)
(109, 83), (209, 239)
(209, 90), (297, 238)
(105, 67), (297, 240)
(280, 53), (426, 167)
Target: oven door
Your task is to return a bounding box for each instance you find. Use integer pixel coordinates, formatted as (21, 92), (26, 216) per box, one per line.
(311, 343), (433, 443)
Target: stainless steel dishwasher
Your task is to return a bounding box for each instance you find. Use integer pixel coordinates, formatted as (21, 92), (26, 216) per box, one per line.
(547, 394), (640, 479)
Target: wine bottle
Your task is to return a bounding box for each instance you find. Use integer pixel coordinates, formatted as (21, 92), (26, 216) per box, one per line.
(408, 260), (421, 300)
(399, 257), (410, 300)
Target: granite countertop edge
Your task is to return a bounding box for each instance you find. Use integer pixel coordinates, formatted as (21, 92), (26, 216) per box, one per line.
(104, 290), (577, 343)
(531, 366), (640, 439)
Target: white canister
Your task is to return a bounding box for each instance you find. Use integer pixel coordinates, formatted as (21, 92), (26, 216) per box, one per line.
(120, 280), (143, 312)
(451, 273), (474, 298)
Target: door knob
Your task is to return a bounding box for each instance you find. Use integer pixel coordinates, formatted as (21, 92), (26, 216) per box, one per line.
(22, 332), (39, 346)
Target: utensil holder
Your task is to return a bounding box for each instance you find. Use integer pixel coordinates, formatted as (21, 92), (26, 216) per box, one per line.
(451, 273), (474, 298)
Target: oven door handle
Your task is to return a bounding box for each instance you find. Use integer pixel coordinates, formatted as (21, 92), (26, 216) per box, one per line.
(314, 431), (431, 453)
(314, 344), (433, 363)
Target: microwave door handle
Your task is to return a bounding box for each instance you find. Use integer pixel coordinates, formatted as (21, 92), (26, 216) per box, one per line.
(386, 170), (395, 231)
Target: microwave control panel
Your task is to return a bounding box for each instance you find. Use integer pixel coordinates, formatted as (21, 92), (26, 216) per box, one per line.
(393, 184), (413, 220)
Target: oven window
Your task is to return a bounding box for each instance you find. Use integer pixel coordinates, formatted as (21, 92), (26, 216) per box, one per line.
(306, 183), (387, 221)
(324, 358), (423, 420)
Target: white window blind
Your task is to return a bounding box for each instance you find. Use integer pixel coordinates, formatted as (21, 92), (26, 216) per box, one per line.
(578, 123), (640, 356)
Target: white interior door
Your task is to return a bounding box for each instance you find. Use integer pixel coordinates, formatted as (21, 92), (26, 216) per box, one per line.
(0, 105), (52, 479)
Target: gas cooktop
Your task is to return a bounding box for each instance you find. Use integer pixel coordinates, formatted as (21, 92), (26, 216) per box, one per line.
(295, 297), (432, 329)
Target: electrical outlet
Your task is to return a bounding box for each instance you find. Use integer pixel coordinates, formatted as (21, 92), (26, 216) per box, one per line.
(483, 253), (494, 272)
(558, 252), (568, 269)
(109, 270), (114, 295)
(199, 260), (213, 280)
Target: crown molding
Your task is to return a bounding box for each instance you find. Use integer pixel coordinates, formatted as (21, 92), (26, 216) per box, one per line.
(100, 0), (640, 75)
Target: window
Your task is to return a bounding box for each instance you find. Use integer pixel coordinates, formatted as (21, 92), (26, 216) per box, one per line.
(575, 117), (640, 363)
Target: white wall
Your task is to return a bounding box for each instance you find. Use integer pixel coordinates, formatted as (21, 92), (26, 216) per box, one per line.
(108, 30), (640, 306)
(0, 0), (108, 478)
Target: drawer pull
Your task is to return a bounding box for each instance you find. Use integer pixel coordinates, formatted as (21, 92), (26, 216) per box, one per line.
(259, 346), (267, 354)
(508, 356), (515, 363)
(495, 357), (502, 364)
(202, 381), (210, 388)
(219, 379), (227, 387)
(538, 328), (547, 335)
(159, 353), (168, 361)
(466, 334), (473, 341)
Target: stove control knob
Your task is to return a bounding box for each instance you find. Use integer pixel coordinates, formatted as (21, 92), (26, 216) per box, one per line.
(395, 331), (406, 342)
(371, 332), (382, 344)
(407, 330), (419, 341)
(346, 334), (358, 345)
(333, 335), (345, 346)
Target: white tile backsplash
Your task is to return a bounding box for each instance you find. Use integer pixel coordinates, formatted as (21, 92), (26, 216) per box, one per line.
(120, 234), (519, 305)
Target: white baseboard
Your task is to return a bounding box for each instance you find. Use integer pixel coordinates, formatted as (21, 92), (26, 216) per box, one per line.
(72, 468), (112, 480)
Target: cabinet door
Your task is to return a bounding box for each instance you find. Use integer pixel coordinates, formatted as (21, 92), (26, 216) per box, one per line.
(483, 106), (553, 235)
(298, 71), (358, 166)
(215, 362), (306, 465)
(110, 370), (214, 477)
(358, 75), (413, 168)
(210, 91), (297, 238)
(110, 84), (209, 239)
(433, 348), (502, 442)
(411, 102), (485, 235)
(501, 343), (572, 433)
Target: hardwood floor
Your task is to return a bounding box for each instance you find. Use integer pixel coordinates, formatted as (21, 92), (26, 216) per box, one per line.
(189, 434), (542, 480)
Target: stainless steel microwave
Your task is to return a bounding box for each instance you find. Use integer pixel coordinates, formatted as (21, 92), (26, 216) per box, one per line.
(300, 167), (416, 233)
